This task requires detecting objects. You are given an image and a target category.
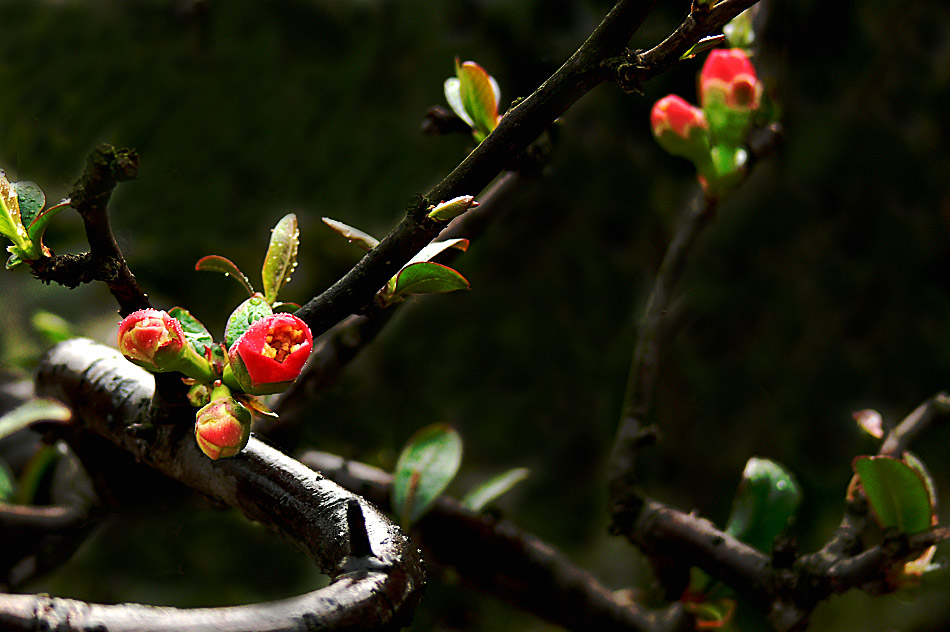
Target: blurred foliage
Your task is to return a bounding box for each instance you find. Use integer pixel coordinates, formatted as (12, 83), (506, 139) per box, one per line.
(2, 0), (950, 630)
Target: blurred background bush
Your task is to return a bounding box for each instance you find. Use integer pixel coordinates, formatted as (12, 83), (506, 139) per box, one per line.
(2, 0), (950, 629)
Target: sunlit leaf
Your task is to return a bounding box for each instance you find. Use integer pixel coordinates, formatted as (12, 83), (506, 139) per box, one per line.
(388, 262), (470, 302)
(460, 467), (530, 512)
(853, 455), (933, 534)
(0, 398), (72, 442)
(261, 213), (299, 305)
(14, 181), (45, 228)
(224, 294), (273, 349)
(427, 195), (478, 222)
(392, 424), (462, 526)
(322, 217), (379, 250)
(406, 238), (469, 267)
(456, 59), (501, 141)
(196, 255), (255, 297)
(679, 35), (726, 60)
(169, 306), (215, 356)
(26, 199), (70, 257)
(724, 457), (801, 553)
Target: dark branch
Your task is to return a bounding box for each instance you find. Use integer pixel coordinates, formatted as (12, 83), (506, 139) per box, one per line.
(52, 144), (149, 316)
(293, 0), (759, 337)
(301, 450), (689, 632)
(0, 338), (424, 632)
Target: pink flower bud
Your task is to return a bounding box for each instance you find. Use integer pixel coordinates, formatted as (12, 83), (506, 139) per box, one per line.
(651, 95), (707, 141)
(226, 313), (313, 395)
(117, 309), (186, 371)
(699, 49), (760, 112)
(650, 95), (711, 166)
(194, 394), (252, 460)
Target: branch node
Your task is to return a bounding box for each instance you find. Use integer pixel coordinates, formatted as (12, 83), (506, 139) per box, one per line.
(346, 497), (375, 559)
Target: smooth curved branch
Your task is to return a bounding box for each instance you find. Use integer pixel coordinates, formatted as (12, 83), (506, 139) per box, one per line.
(300, 450), (689, 632)
(0, 338), (424, 632)
(293, 0), (760, 337)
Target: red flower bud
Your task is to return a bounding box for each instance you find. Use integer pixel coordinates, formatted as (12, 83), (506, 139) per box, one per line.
(194, 393), (252, 460)
(117, 308), (215, 381)
(699, 49), (760, 112)
(226, 313), (313, 395)
(118, 309), (186, 371)
(650, 95), (711, 166)
(651, 95), (707, 141)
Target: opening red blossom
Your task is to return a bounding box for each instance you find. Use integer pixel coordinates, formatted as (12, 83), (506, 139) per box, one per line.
(117, 309), (185, 368)
(227, 313), (313, 395)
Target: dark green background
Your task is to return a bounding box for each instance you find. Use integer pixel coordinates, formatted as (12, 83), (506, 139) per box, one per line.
(2, 0), (950, 630)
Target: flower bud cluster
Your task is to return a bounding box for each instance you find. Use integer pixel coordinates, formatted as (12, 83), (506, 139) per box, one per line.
(649, 48), (762, 196)
(117, 308), (313, 460)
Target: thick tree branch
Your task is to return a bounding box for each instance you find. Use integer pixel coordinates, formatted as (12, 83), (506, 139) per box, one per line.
(301, 451), (688, 632)
(0, 339), (424, 632)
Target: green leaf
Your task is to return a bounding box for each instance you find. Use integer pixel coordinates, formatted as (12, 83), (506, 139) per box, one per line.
(15, 444), (60, 505)
(322, 217), (379, 250)
(428, 195), (477, 222)
(31, 310), (76, 344)
(25, 199), (70, 255)
(261, 213), (299, 305)
(0, 458), (15, 502)
(196, 255), (255, 297)
(168, 306), (215, 356)
(0, 398), (72, 442)
(724, 457), (802, 553)
(679, 35), (726, 61)
(388, 262), (470, 303)
(14, 181), (46, 228)
(392, 424), (462, 526)
(224, 294), (273, 349)
(456, 59), (501, 141)
(853, 456), (933, 534)
(460, 467), (530, 512)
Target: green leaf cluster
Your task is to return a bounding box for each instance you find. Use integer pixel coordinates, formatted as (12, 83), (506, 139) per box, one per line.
(0, 171), (70, 269)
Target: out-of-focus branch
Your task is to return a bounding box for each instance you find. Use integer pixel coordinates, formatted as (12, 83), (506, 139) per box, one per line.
(607, 194), (718, 529)
(879, 391), (950, 458)
(0, 338), (424, 632)
(293, 0), (761, 338)
(301, 450), (689, 632)
(28, 144), (149, 316)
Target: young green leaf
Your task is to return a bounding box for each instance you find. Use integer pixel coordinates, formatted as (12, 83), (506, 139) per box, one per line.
(322, 217), (380, 250)
(25, 199), (70, 257)
(455, 59), (501, 142)
(168, 306), (215, 356)
(262, 213), (299, 305)
(224, 294), (273, 349)
(14, 181), (46, 228)
(196, 255), (255, 297)
(460, 467), (530, 512)
(427, 195), (478, 222)
(0, 398), (72, 442)
(387, 262), (470, 304)
(854, 456), (934, 534)
(724, 457), (802, 553)
(392, 424), (462, 527)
